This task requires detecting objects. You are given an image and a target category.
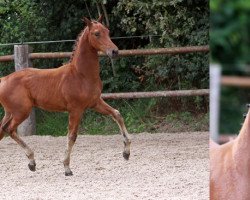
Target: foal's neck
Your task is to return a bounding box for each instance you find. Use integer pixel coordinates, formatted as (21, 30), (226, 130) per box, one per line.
(71, 29), (100, 79)
(234, 112), (250, 165)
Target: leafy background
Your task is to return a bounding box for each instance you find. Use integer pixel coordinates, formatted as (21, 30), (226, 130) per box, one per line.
(210, 0), (250, 134)
(0, 0), (209, 135)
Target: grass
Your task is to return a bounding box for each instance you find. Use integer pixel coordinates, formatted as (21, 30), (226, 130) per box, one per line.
(160, 111), (209, 132)
(0, 98), (209, 136)
(36, 110), (68, 136)
(34, 98), (208, 136)
(82, 99), (156, 135)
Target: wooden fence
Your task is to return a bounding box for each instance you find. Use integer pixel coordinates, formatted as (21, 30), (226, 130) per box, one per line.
(210, 64), (250, 143)
(0, 45), (209, 62)
(0, 45), (209, 135)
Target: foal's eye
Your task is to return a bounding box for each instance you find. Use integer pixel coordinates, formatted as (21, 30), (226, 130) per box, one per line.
(94, 32), (100, 37)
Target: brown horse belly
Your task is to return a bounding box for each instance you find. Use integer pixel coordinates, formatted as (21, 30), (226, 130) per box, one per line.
(33, 97), (67, 112)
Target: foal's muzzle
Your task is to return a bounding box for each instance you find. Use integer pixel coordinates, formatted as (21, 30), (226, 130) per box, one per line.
(106, 49), (119, 59)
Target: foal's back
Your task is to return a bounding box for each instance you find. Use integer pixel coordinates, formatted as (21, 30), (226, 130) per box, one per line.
(0, 64), (74, 112)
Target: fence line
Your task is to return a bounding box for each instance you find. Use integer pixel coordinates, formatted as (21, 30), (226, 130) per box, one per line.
(0, 45), (209, 62)
(101, 89), (209, 99)
(221, 76), (250, 87)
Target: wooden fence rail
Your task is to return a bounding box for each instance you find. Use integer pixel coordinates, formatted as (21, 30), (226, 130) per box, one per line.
(0, 45), (209, 62)
(101, 89), (209, 100)
(221, 76), (250, 87)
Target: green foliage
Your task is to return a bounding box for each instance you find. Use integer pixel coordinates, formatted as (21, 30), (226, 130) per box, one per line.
(114, 0), (208, 46)
(113, 0), (209, 92)
(210, 0), (250, 134)
(34, 99), (207, 136)
(165, 111), (209, 132)
(210, 0), (250, 66)
(0, 0), (46, 43)
(100, 56), (143, 92)
(219, 87), (250, 134)
(83, 99), (157, 134)
(36, 110), (68, 136)
(35, 99), (157, 136)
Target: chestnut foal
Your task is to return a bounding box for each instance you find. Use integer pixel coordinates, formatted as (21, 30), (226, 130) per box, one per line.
(0, 16), (131, 176)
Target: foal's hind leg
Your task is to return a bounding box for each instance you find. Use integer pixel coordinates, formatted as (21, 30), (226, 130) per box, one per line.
(4, 114), (36, 171)
(0, 120), (5, 141)
(63, 110), (82, 176)
(0, 126), (4, 141)
(0, 112), (11, 141)
(93, 98), (131, 160)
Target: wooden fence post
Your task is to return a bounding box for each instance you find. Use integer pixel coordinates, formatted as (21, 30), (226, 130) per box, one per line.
(14, 45), (36, 136)
(210, 64), (221, 143)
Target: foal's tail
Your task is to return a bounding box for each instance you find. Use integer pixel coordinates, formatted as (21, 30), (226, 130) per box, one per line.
(0, 78), (3, 107)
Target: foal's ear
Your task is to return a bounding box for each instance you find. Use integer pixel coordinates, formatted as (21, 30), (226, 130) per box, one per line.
(82, 17), (92, 28)
(97, 15), (104, 23)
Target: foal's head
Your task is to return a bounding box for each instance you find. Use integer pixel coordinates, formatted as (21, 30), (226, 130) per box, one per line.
(83, 16), (118, 58)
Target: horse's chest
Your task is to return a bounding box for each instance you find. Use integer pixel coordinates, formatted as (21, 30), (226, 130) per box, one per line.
(68, 85), (101, 107)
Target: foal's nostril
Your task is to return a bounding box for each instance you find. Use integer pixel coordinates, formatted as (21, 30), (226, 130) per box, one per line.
(112, 49), (119, 57)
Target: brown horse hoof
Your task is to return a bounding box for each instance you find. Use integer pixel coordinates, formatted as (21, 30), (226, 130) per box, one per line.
(28, 163), (36, 172)
(65, 170), (73, 176)
(123, 152), (130, 160)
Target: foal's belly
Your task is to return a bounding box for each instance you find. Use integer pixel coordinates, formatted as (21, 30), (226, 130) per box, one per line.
(34, 99), (68, 112)
(33, 90), (101, 112)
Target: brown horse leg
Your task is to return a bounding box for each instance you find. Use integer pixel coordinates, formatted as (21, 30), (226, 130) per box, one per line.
(0, 121), (5, 141)
(4, 113), (36, 171)
(93, 98), (131, 160)
(10, 130), (36, 171)
(63, 111), (82, 176)
(0, 127), (4, 141)
(0, 112), (11, 141)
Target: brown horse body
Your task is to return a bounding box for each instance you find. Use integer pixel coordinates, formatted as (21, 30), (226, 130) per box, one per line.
(210, 110), (250, 199)
(0, 16), (131, 176)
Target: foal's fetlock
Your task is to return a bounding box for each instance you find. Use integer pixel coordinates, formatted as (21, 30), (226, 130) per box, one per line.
(65, 168), (73, 176)
(63, 160), (73, 176)
(123, 141), (131, 160)
(28, 160), (36, 172)
(123, 151), (130, 160)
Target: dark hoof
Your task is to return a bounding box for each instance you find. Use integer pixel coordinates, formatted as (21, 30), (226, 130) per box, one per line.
(123, 152), (130, 160)
(65, 171), (73, 176)
(28, 163), (36, 172)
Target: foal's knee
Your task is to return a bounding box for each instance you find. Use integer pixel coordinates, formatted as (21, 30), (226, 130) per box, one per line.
(113, 109), (123, 121)
(27, 150), (34, 160)
(69, 134), (77, 143)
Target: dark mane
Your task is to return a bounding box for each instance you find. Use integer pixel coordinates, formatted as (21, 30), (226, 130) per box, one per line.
(69, 27), (87, 63)
(69, 21), (101, 63)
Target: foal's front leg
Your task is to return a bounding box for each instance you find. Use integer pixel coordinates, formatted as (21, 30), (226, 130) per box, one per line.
(63, 111), (82, 176)
(93, 98), (131, 160)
